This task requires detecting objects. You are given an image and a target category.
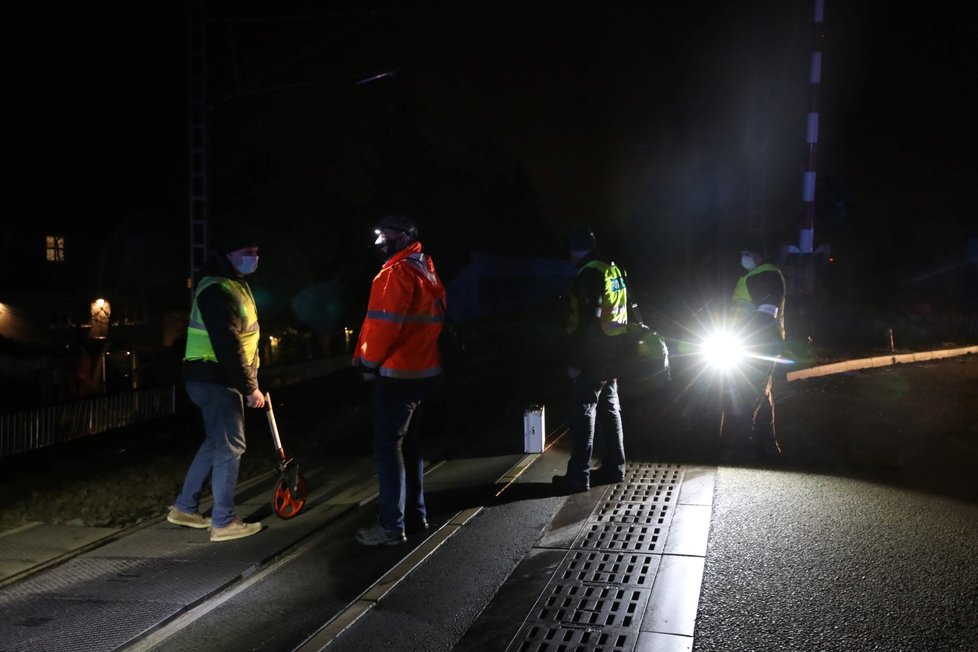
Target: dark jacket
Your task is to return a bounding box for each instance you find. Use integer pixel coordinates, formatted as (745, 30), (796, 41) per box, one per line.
(744, 268), (785, 314)
(566, 251), (627, 380)
(182, 250), (260, 394)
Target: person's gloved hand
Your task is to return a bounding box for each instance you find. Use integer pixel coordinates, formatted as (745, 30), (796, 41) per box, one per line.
(353, 359), (378, 382)
(567, 366), (582, 380)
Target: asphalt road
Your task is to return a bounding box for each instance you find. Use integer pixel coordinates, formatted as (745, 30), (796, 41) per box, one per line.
(635, 355), (978, 652)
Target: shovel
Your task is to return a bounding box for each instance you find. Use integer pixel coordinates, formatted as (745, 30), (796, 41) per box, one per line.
(264, 392), (307, 519)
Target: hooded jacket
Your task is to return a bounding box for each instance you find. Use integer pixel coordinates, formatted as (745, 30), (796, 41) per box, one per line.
(354, 241), (446, 379)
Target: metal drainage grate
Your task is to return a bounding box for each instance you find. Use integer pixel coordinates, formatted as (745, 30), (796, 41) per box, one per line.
(607, 483), (676, 504)
(512, 623), (634, 652)
(534, 583), (648, 629)
(507, 464), (689, 652)
(557, 551), (661, 588)
(573, 523), (662, 554)
(592, 500), (670, 527)
(620, 463), (683, 485)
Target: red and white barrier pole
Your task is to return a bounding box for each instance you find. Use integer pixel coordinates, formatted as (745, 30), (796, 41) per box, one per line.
(799, 0), (825, 255)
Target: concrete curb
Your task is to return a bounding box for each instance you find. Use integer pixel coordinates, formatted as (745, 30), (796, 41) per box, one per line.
(786, 345), (978, 382)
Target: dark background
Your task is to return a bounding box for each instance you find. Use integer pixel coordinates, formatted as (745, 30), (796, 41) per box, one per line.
(2, 0), (977, 346)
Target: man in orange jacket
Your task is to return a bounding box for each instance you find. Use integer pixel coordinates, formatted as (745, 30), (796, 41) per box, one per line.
(353, 214), (447, 546)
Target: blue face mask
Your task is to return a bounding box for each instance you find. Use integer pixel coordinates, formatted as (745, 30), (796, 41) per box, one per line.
(233, 255), (259, 275)
(741, 255), (756, 271)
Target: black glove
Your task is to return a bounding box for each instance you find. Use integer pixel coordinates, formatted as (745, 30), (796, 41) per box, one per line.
(354, 361), (378, 382)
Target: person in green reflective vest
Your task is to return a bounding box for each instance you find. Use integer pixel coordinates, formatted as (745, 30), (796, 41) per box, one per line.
(721, 244), (786, 463)
(553, 227), (630, 493)
(168, 231), (266, 542)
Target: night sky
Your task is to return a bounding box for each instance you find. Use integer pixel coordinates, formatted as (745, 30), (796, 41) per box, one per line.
(3, 0), (977, 324)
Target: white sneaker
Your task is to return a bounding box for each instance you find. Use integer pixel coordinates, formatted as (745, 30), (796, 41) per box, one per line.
(167, 506), (211, 529)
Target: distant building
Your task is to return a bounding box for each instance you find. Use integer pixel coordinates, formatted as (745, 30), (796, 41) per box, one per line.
(0, 216), (188, 409)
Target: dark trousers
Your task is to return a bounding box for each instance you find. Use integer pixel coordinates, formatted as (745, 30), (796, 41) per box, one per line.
(720, 357), (781, 460)
(565, 378), (626, 482)
(372, 377), (436, 532)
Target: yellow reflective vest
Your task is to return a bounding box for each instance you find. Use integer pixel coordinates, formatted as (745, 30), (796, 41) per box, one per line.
(731, 263), (786, 339)
(567, 259), (629, 337)
(184, 276), (261, 367)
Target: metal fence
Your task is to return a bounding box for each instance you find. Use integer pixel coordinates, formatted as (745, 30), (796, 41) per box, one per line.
(0, 355), (352, 458)
(0, 386), (177, 458)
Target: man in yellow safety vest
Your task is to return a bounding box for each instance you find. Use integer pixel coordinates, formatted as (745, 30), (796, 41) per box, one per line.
(721, 245), (786, 462)
(553, 227), (630, 493)
(168, 231), (266, 542)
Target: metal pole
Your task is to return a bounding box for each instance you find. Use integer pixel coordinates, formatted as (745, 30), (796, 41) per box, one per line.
(188, 0), (209, 295)
(799, 0), (825, 255)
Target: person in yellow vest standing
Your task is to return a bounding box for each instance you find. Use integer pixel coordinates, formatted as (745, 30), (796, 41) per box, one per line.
(553, 227), (629, 493)
(168, 232), (265, 542)
(721, 244), (786, 463)
(354, 214), (446, 546)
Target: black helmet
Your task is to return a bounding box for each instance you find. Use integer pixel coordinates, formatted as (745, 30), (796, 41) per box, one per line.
(566, 226), (597, 252)
(373, 214), (418, 259)
(375, 214), (418, 240)
(214, 228), (259, 255)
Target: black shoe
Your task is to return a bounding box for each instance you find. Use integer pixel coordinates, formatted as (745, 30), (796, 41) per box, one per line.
(552, 474), (589, 494)
(406, 517), (429, 535)
(589, 466), (625, 485)
(718, 440), (755, 465)
(754, 444), (783, 465)
(356, 522), (406, 546)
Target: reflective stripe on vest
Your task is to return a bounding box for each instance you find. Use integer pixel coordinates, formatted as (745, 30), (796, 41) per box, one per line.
(354, 245), (446, 379)
(567, 259), (629, 337)
(184, 276), (261, 366)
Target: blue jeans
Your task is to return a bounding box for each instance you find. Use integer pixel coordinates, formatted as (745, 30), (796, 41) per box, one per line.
(565, 378), (625, 482)
(174, 381), (247, 528)
(372, 377), (434, 532)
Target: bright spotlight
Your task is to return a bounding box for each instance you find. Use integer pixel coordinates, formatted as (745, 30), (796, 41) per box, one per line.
(701, 331), (744, 372)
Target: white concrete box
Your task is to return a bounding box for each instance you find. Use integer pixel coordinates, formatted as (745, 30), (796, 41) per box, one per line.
(523, 405), (546, 453)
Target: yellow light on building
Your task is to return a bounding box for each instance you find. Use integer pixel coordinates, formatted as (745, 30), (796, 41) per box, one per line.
(90, 298), (111, 339)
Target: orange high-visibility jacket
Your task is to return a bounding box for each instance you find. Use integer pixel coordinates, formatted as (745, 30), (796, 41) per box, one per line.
(354, 241), (447, 379)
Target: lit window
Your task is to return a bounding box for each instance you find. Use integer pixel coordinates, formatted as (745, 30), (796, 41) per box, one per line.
(45, 235), (65, 262)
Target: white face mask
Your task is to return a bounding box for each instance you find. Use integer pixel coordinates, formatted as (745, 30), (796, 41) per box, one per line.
(232, 255), (259, 275)
(741, 255), (757, 271)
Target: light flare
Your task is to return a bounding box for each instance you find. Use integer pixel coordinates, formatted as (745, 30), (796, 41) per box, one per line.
(701, 330), (745, 372)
